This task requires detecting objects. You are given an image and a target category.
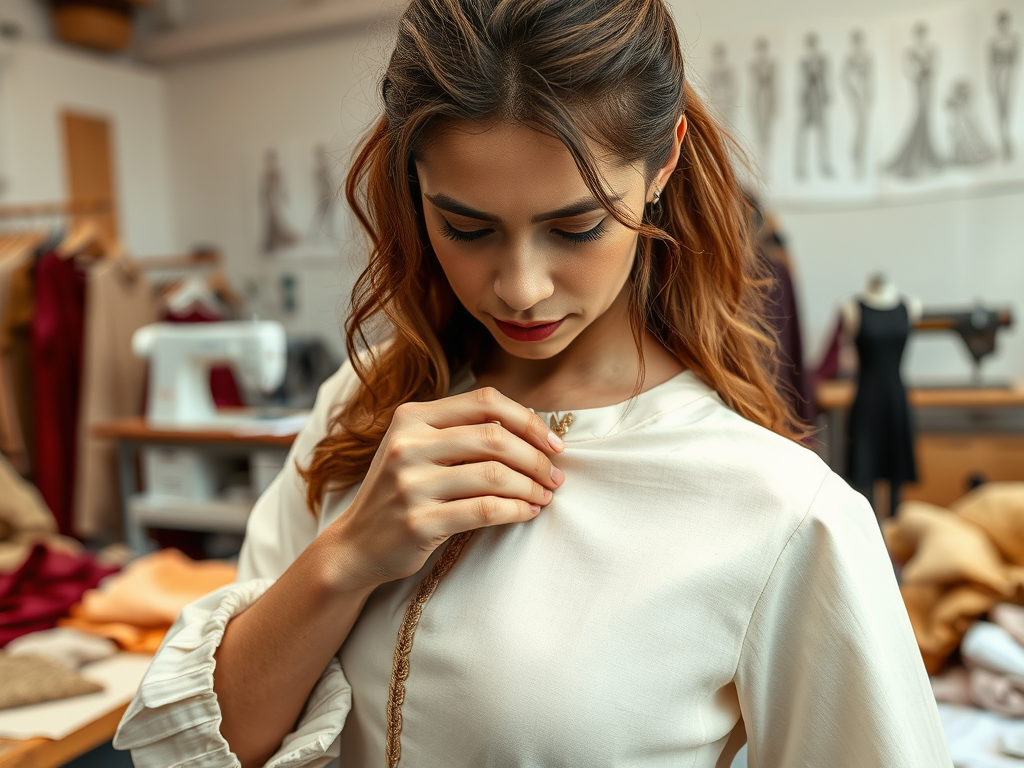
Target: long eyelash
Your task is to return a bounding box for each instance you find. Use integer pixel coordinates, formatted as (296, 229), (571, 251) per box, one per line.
(554, 220), (607, 244)
(440, 220), (492, 242)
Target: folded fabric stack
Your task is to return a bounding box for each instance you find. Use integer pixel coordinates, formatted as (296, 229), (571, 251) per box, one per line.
(884, 483), (1024, 673)
(0, 626), (118, 710)
(59, 547), (237, 652)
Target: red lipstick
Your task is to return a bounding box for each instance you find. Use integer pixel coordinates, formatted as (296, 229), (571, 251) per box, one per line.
(494, 317), (565, 342)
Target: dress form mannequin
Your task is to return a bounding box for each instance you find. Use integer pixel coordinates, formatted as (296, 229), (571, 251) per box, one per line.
(842, 273), (920, 515)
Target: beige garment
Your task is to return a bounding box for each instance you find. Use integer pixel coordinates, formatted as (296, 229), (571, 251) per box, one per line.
(0, 234), (38, 474)
(955, 483), (1024, 565)
(73, 259), (158, 539)
(0, 652), (103, 710)
(116, 361), (953, 768)
(0, 451), (79, 572)
(5, 627), (117, 669)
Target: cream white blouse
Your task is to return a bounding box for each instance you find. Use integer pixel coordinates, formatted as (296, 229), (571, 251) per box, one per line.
(114, 360), (953, 767)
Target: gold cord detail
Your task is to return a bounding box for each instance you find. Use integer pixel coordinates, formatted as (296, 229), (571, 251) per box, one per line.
(549, 412), (574, 438)
(385, 530), (474, 767)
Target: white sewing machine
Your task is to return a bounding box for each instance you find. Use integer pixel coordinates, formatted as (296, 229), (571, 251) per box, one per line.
(132, 321), (287, 429)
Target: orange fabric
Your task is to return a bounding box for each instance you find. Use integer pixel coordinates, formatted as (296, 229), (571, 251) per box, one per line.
(57, 549), (236, 652)
(885, 484), (1024, 673)
(57, 615), (166, 653)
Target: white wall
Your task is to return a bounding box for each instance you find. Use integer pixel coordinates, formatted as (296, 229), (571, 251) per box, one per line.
(0, 41), (176, 256)
(162, 23), (394, 355)
(162, 0), (1024, 380)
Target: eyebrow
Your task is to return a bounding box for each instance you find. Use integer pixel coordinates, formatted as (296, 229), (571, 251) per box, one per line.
(424, 192), (619, 224)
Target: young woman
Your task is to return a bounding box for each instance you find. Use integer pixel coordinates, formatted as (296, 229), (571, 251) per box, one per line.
(115, 0), (952, 766)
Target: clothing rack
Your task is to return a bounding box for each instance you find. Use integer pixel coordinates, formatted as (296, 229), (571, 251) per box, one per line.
(0, 199), (112, 221)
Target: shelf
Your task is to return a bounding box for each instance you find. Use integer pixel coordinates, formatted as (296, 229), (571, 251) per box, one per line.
(127, 494), (254, 533)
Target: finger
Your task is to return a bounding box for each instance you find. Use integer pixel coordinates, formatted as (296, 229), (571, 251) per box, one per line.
(426, 495), (543, 538)
(420, 423), (564, 490)
(415, 387), (564, 455)
(419, 461), (552, 507)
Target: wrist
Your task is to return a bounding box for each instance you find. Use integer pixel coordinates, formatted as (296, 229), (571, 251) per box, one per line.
(307, 518), (383, 597)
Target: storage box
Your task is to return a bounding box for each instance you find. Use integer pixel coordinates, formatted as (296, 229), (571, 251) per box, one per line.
(141, 448), (217, 500)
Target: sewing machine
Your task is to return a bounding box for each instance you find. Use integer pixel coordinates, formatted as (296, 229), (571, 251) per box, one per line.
(132, 321), (287, 428)
(917, 305), (1014, 386)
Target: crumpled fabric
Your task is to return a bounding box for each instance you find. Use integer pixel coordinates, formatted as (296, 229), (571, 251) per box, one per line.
(0, 543), (119, 647)
(57, 548), (236, 652)
(884, 483), (1024, 673)
(5, 626), (117, 669)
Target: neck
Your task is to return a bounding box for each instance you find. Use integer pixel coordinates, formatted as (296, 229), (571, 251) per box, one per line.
(476, 284), (683, 412)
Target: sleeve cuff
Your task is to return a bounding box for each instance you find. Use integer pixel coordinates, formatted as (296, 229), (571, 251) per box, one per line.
(114, 579), (352, 768)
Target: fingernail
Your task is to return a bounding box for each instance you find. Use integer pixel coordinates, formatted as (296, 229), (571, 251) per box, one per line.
(547, 431), (564, 451)
(530, 503), (541, 514)
(550, 465), (565, 485)
(543, 488), (553, 501)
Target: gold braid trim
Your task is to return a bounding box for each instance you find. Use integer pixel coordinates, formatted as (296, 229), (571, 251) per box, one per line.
(385, 530), (474, 768)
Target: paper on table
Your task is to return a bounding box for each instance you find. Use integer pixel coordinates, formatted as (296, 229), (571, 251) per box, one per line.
(0, 653), (152, 740)
(235, 411), (310, 436)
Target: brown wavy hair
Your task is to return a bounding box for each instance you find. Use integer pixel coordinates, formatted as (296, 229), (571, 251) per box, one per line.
(301, 0), (804, 513)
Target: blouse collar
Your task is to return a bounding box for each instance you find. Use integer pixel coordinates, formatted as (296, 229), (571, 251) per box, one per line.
(448, 367), (715, 442)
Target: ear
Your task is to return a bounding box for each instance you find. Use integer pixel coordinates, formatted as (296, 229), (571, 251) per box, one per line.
(648, 114), (687, 203)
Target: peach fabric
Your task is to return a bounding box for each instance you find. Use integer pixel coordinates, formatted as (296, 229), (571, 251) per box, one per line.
(885, 484), (1024, 673)
(58, 549), (236, 652)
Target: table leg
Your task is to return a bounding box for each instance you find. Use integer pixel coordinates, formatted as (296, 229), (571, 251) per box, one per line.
(118, 441), (150, 555)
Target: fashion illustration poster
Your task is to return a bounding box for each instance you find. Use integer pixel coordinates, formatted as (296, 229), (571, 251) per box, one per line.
(775, 20), (885, 203)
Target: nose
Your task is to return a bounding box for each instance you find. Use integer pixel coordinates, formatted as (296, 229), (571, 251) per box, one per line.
(493, 241), (554, 312)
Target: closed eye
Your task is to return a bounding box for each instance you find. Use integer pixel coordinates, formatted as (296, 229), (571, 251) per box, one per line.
(440, 220), (492, 242)
(552, 219), (607, 244)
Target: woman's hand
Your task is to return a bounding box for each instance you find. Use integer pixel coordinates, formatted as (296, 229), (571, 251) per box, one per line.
(325, 387), (565, 591)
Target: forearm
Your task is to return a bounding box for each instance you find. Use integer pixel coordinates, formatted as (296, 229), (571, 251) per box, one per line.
(213, 531), (375, 768)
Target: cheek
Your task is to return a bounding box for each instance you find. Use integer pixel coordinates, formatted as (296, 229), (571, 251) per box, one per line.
(557, 228), (639, 299)
(430, 239), (490, 300)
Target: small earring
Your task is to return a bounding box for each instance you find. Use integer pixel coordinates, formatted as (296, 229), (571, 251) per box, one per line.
(652, 187), (661, 206)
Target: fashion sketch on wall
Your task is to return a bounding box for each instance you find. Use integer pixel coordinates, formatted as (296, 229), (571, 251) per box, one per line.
(843, 29), (875, 178)
(708, 43), (739, 127)
(749, 37), (778, 171)
(886, 23), (944, 179)
(946, 80), (998, 166)
(989, 10), (1021, 161)
(308, 144), (338, 243)
(795, 32), (835, 179)
(260, 148), (299, 254)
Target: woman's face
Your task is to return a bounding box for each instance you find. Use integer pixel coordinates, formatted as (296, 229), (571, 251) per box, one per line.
(414, 121), (652, 361)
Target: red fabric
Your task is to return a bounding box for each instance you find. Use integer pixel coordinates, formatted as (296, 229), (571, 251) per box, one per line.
(162, 308), (244, 408)
(0, 543), (119, 647)
(31, 252), (87, 536)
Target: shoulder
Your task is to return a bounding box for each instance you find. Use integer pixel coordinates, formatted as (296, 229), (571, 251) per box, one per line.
(659, 394), (871, 552)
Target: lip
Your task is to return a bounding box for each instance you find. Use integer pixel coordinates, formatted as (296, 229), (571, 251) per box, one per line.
(494, 317), (566, 342)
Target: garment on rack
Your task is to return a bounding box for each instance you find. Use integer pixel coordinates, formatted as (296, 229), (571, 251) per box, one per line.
(0, 542), (118, 647)
(847, 300), (917, 489)
(765, 249), (813, 425)
(31, 251), (88, 536)
(74, 259), (158, 539)
(3, 256), (37, 472)
(0, 234), (38, 474)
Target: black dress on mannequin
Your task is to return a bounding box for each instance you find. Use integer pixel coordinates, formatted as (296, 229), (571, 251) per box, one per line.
(847, 301), (917, 509)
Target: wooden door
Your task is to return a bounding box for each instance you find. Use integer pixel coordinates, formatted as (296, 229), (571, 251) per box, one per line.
(62, 111), (118, 242)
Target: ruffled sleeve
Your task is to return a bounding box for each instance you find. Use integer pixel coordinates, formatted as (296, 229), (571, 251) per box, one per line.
(113, 360), (363, 767)
(735, 472), (954, 767)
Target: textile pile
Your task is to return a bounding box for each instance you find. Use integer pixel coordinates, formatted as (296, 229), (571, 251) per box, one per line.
(885, 483), (1024, 675)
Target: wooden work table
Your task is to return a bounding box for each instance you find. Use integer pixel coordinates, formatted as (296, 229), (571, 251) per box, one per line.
(94, 414), (302, 554)
(0, 705), (128, 768)
(816, 379), (1024, 508)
